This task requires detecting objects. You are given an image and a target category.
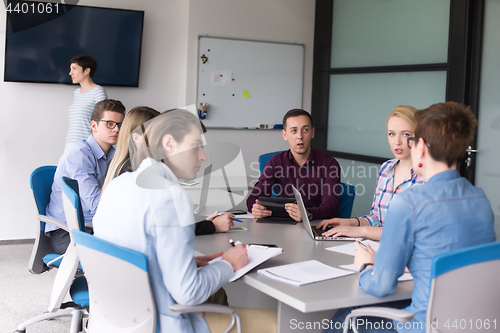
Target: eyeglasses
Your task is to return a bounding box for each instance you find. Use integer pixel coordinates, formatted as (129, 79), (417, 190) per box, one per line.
(97, 119), (122, 129)
(407, 137), (431, 149)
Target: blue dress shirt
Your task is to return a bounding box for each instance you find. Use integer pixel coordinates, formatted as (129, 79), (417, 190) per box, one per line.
(359, 170), (496, 332)
(45, 134), (115, 233)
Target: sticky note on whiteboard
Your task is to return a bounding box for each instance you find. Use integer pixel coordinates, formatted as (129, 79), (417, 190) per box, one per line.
(242, 90), (250, 98)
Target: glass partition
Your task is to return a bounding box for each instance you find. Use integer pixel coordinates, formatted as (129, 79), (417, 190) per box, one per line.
(331, 0), (450, 68)
(327, 71), (447, 157)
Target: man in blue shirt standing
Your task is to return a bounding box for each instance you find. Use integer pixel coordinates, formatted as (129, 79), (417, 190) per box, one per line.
(45, 99), (125, 254)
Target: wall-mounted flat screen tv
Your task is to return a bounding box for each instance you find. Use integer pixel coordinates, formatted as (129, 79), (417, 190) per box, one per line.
(4, 1), (144, 87)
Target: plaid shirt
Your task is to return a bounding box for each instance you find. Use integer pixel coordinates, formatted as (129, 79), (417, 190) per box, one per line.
(361, 159), (425, 227)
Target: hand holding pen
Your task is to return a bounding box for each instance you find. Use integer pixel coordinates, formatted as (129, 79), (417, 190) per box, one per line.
(353, 240), (376, 271)
(222, 239), (248, 271)
(206, 212), (241, 233)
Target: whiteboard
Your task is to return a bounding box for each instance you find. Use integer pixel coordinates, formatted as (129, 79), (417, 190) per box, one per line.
(197, 36), (304, 128)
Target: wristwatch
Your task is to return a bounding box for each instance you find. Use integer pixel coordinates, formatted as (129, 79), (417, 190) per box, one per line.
(359, 263), (373, 273)
(307, 210), (313, 220)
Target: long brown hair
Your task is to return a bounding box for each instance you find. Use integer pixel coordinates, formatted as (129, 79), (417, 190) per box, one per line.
(102, 106), (159, 191)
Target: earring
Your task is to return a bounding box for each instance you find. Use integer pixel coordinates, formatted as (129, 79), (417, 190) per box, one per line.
(418, 155), (422, 168)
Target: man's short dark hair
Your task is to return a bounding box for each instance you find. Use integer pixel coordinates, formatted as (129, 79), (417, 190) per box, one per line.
(283, 109), (313, 128)
(69, 55), (98, 78)
(91, 99), (126, 121)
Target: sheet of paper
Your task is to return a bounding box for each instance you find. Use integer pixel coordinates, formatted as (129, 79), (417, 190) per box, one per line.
(210, 245), (282, 282)
(326, 240), (380, 256)
(258, 260), (355, 286)
(242, 90), (250, 98)
(339, 264), (413, 282)
(211, 71), (232, 86)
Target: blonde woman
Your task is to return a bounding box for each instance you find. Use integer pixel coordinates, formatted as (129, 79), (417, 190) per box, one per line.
(103, 107), (235, 235)
(93, 110), (277, 332)
(317, 105), (425, 240)
(102, 106), (160, 192)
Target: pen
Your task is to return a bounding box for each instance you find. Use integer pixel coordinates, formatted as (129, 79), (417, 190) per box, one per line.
(217, 212), (243, 223)
(229, 239), (236, 247)
(358, 240), (367, 250)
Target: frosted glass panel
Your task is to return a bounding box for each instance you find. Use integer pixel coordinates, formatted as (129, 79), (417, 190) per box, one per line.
(475, 0), (500, 217)
(327, 71), (447, 157)
(336, 158), (379, 218)
(331, 0), (450, 68)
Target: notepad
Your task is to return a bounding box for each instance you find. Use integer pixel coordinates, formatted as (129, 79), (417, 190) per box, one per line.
(210, 244), (282, 282)
(339, 264), (413, 282)
(257, 260), (355, 286)
(326, 240), (380, 256)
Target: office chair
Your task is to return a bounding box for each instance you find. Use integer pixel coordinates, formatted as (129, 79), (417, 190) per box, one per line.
(258, 150), (283, 198)
(342, 241), (500, 333)
(28, 166), (68, 274)
(335, 182), (355, 218)
(71, 230), (242, 333)
(258, 151), (356, 217)
(16, 176), (89, 333)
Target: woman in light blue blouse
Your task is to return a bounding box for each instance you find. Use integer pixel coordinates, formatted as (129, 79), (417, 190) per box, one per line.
(323, 102), (496, 333)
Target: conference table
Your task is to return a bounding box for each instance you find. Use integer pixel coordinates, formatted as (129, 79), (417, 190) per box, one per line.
(195, 218), (414, 333)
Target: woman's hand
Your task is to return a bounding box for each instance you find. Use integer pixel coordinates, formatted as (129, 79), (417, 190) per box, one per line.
(212, 213), (235, 233)
(316, 217), (357, 230)
(195, 252), (224, 267)
(321, 225), (364, 238)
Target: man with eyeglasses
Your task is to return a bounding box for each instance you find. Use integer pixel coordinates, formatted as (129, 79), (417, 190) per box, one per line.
(45, 99), (125, 254)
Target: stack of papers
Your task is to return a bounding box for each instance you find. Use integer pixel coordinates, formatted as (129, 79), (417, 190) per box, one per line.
(210, 244), (282, 282)
(258, 260), (355, 286)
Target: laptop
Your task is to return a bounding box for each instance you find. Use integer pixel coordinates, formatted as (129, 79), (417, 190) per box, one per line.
(193, 164), (212, 214)
(292, 185), (359, 241)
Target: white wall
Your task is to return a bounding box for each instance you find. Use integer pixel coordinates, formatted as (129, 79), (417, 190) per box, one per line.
(185, 0), (316, 184)
(0, 0), (316, 240)
(0, 0), (191, 240)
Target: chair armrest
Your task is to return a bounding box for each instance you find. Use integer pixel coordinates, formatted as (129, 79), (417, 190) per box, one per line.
(350, 307), (414, 322)
(169, 303), (235, 315)
(37, 214), (68, 231)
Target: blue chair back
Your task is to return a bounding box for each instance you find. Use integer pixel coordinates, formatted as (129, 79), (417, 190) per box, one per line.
(426, 241), (500, 329)
(258, 151), (284, 198)
(258, 151), (284, 176)
(61, 176), (86, 232)
(30, 166), (57, 231)
(431, 241), (500, 280)
(72, 230), (157, 332)
(336, 183), (355, 218)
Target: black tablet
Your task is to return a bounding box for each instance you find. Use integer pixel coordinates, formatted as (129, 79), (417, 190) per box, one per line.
(258, 197), (296, 218)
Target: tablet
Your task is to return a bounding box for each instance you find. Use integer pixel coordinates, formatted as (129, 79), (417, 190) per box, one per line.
(258, 197), (296, 218)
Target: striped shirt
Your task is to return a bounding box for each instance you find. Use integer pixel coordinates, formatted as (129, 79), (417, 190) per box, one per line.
(65, 85), (107, 151)
(361, 158), (425, 227)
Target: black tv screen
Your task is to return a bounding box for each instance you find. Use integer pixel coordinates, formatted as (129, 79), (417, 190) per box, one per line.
(4, 1), (144, 87)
